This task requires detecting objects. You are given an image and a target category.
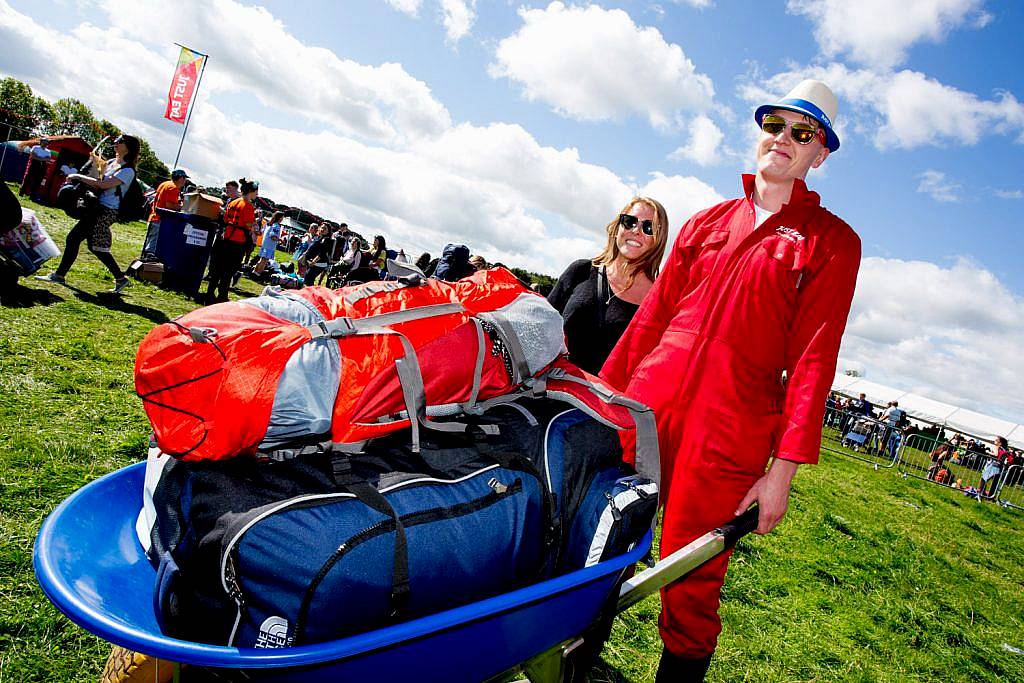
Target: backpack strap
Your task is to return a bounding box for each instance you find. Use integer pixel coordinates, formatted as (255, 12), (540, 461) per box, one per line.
(595, 265), (608, 329)
(330, 461), (410, 621)
(461, 317), (487, 412)
(306, 303), (472, 452)
(544, 367), (661, 493)
(306, 302), (465, 338)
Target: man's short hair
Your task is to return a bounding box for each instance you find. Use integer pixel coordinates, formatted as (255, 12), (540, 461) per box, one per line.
(225, 180), (239, 188)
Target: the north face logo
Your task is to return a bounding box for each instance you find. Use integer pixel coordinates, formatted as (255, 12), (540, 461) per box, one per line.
(255, 615), (292, 648)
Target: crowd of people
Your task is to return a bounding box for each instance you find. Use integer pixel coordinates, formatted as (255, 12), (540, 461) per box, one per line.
(824, 391), (1021, 499)
(29, 152), (510, 303)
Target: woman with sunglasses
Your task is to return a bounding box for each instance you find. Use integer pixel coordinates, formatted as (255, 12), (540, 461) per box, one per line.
(547, 197), (668, 375)
(601, 80), (861, 681)
(35, 135), (140, 294)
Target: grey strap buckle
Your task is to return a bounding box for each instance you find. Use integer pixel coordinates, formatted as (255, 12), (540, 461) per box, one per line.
(327, 318), (358, 338)
(188, 327), (219, 343)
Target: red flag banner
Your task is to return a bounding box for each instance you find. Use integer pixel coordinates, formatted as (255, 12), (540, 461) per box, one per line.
(164, 46), (205, 124)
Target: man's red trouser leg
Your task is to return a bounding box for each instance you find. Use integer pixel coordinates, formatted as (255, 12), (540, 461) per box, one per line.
(657, 467), (758, 658)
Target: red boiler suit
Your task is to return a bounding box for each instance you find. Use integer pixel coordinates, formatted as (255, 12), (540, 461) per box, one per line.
(601, 175), (861, 657)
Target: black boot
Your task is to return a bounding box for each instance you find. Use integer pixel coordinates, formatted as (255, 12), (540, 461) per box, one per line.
(655, 647), (712, 682)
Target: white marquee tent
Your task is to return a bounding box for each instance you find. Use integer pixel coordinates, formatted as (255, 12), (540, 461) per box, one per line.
(831, 372), (1023, 450)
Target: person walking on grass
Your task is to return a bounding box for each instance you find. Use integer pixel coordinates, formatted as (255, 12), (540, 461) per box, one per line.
(35, 135), (140, 295)
(601, 80), (860, 681)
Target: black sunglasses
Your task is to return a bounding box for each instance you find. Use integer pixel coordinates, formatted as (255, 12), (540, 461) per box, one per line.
(618, 214), (654, 236)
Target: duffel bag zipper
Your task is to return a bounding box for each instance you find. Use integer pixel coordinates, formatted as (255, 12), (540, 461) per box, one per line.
(220, 463), (536, 646)
(221, 491), (357, 646)
(219, 462), (509, 615)
(292, 478), (523, 644)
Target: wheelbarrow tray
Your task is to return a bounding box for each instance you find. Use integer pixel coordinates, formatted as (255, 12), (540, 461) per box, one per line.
(34, 462), (651, 682)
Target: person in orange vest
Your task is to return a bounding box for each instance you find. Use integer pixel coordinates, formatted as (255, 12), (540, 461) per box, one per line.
(602, 80), (861, 680)
(140, 169), (188, 260)
(204, 178), (257, 304)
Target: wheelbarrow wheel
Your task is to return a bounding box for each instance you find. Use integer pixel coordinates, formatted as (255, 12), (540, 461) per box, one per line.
(101, 645), (177, 683)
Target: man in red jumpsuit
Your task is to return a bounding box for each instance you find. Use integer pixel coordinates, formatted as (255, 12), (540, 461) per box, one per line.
(601, 80), (861, 681)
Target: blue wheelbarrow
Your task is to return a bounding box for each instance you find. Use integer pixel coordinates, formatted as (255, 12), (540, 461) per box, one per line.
(34, 462), (758, 682)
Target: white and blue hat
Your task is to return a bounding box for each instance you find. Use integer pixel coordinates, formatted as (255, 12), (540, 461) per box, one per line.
(754, 79), (840, 152)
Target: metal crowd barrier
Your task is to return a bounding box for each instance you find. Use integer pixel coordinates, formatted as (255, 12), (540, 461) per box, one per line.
(819, 410), (1021, 512)
(820, 407), (900, 469)
(898, 433), (983, 491)
(997, 465), (1024, 511)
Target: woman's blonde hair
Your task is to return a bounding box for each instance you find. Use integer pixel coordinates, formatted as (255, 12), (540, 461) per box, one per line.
(593, 196), (669, 287)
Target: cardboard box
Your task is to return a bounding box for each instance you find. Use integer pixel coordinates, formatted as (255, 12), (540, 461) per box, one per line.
(182, 192), (223, 220)
(127, 259), (164, 285)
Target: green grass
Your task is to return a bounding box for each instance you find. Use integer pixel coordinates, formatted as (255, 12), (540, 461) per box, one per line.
(2, 186), (1023, 681)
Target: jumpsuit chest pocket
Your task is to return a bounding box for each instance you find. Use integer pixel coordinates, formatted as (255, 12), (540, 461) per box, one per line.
(682, 228), (730, 284)
(761, 235), (808, 288)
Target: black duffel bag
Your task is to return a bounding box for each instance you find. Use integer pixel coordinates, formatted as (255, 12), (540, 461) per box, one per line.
(55, 180), (99, 220)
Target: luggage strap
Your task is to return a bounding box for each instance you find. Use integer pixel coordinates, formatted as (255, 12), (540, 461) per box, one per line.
(305, 302), (465, 339)
(306, 302), (469, 453)
(544, 368), (661, 493)
(332, 462), (411, 621)
(257, 440), (366, 461)
(341, 274), (425, 305)
(462, 370), (661, 491)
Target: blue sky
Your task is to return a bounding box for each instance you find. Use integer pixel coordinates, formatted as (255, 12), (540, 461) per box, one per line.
(2, 0), (1023, 424)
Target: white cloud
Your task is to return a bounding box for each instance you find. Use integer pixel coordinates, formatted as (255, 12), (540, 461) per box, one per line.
(740, 62), (1024, 151)
(0, 0), (726, 276)
(917, 170), (961, 202)
(672, 0), (713, 7)
(787, 0), (991, 69)
(995, 189), (1023, 199)
(637, 171), (725, 257)
(841, 256), (1024, 422)
(411, 122), (630, 230)
(490, 2), (714, 130)
(668, 115), (724, 166)
(440, 0), (476, 44)
(386, 0), (423, 16)
(385, 0), (474, 45)
(95, 0), (452, 145)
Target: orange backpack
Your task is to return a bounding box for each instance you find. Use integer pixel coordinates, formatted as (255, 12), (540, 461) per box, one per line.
(135, 267), (659, 483)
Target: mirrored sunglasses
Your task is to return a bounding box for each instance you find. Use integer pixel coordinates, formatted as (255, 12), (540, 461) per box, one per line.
(760, 114), (827, 146)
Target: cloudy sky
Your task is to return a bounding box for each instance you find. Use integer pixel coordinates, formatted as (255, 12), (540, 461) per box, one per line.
(1, 0), (1022, 423)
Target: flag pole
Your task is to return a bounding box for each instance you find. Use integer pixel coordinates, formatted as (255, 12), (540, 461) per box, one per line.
(172, 45), (208, 169)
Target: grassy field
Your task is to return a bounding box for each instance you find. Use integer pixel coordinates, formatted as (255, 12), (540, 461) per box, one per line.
(2, 187), (1023, 681)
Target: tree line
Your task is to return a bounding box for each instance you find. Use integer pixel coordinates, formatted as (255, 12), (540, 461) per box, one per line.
(0, 76), (170, 188)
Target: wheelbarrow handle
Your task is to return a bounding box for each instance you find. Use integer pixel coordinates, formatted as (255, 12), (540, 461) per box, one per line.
(616, 505), (760, 613)
(717, 505), (760, 546)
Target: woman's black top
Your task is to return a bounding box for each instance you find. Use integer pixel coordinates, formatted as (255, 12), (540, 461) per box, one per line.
(547, 259), (640, 375)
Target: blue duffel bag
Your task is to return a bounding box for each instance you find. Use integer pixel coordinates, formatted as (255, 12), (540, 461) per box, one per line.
(140, 398), (658, 648)
(144, 430), (551, 648)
